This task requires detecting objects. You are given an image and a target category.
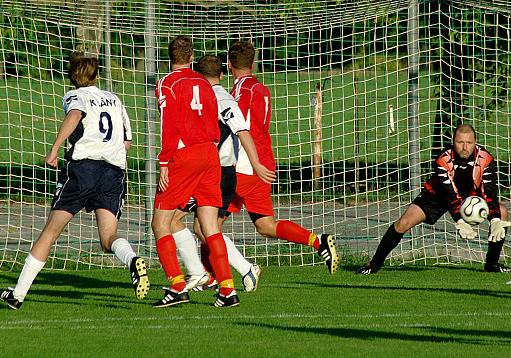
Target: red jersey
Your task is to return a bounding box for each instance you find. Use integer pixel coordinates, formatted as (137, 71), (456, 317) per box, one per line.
(156, 67), (219, 166)
(231, 75), (276, 174)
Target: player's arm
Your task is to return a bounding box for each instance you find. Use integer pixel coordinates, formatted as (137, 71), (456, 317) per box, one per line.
(481, 158), (501, 220)
(237, 130), (276, 184)
(121, 103), (133, 152)
(45, 109), (83, 167)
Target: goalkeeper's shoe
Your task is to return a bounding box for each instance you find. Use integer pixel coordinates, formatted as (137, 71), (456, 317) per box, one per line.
(318, 234), (340, 274)
(356, 263), (380, 275)
(153, 288), (189, 308)
(130, 256), (150, 299)
(484, 263), (511, 273)
(185, 272), (210, 291)
(213, 290), (240, 308)
(242, 264), (261, 292)
(192, 276), (219, 292)
(1, 288), (23, 310)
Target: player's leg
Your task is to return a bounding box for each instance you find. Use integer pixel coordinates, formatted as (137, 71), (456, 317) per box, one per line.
(357, 203), (427, 275)
(196, 205), (239, 307)
(152, 208), (189, 307)
(484, 202), (511, 272)
(170, 208), (210, 290)
(1, 210), (73, 310)
(95, 208), (150, 299)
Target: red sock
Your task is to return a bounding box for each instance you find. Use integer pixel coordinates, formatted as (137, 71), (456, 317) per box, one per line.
(156, 234), (184, 290)
(200, 242), (214, 275)
(206, 233), (232, 286)
(276, 220), (319, 249)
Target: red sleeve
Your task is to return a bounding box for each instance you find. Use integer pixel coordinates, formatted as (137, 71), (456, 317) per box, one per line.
(236, 87), (251, 120)
(156, 81), (180, 166)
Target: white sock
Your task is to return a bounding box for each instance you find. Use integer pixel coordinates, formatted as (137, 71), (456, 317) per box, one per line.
(111, 238), (137, 267)
(223, 234), (252, 276)
(13, 253), (46, 302)
(174, 228), (204, 276)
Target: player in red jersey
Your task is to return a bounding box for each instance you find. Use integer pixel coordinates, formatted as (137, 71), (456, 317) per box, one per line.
(151, 36), (238, 308)
(225, 41), (340, 274)
(357, 124), (511, 274)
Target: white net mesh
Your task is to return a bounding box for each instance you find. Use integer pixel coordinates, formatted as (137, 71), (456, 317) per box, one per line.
(0, 0), (510, 269)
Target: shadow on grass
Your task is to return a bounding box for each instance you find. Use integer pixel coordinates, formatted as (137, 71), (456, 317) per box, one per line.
(236, 322), (511, 345)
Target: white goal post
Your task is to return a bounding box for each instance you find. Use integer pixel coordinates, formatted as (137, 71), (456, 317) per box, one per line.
(0, 0), (510, 270)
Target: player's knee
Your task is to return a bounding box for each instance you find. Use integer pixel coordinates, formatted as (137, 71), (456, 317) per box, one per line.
(255, 223), (277, 238)
(394, 218), (412, 233)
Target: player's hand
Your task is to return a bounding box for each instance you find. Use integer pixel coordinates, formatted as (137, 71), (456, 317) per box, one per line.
(253, 163), (276, 184)
(45, 147), (59, 167)
(488, 218), (511, 242)
(158, 166), (169, 192)
(455, 219), (477, 240)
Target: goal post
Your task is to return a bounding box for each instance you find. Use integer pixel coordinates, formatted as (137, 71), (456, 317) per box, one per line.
(0, 0), (510, 270)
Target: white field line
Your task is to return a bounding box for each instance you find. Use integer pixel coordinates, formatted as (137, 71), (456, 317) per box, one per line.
(2, 311), (511, 330)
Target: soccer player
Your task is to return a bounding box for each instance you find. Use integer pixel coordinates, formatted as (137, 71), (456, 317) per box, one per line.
(224, 41), (340, 274)
(0, 52), (149, 310)
(174, 55), (276, 293)
(151, 36), (239, 308)
(357, 124), (511, 275)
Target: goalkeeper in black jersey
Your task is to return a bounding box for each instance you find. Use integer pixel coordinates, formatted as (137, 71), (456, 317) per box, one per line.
(358, 124), (511, 274)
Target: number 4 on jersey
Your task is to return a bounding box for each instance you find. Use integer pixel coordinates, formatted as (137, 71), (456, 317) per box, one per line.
(190, 85), (203, 115)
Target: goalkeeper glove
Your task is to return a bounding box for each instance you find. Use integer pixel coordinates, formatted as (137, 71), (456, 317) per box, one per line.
(455, 219), (477, 240)
(488, 218), (511, 243)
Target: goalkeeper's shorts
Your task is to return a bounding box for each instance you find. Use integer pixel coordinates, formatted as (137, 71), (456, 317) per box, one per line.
(411, 189), (448, 225)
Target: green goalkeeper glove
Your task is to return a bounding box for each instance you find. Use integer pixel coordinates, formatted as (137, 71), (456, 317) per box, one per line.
(455, 219), (477, 240)
(488, 218), (511, 243)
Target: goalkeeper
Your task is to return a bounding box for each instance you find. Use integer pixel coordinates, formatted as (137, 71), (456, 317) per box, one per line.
(357, 124), (511, 274)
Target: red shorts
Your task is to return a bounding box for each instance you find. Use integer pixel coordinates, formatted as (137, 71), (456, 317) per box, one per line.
(154, 142), (222, 210)
(228, 173), (274, 216)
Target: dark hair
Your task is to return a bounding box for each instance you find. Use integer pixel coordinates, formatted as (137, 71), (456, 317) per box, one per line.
(453, 123), (476, 141)
(228, 41), (255, 70)
(68, 52), (98, 88)
(197, 55), (223, 78)
(169, 35), (193, 65)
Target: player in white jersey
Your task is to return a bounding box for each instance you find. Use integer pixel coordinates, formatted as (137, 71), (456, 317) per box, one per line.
(173, 55), (275, 292)
(1, 52), (149, 310)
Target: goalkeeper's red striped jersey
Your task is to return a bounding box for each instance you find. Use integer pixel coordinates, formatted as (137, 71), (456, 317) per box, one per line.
(231, 75), (276, 175)
(424, 145), (501, 221)
(155, 68), (219, 166)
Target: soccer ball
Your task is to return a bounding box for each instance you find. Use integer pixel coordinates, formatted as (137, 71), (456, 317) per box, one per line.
(460, 196), (489, 225)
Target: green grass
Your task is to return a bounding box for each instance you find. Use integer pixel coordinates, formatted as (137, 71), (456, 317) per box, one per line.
(1, 264), (510, 356)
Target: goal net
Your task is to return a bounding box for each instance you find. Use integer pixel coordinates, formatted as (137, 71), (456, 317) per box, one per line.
(0, 0), (510, 270)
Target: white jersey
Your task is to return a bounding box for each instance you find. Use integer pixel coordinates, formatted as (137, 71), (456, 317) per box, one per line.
(213, 85), (249, 167)
(62, 86), (132, 169)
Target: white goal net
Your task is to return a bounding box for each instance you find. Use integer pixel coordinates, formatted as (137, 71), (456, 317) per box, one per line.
(0, 0), (510, 270)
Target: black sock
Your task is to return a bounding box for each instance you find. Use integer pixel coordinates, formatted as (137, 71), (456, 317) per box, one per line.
(485, 239), (505, 267)
(370, 223), (404, 269)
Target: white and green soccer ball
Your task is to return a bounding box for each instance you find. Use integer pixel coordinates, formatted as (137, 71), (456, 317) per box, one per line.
(460, 196), (489, 225)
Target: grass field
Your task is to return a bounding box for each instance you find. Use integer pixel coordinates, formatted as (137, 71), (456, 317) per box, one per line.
(1, 264), (510, 356)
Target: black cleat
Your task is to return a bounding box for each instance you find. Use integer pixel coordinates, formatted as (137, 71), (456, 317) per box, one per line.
(153, 288), (189, 308)
(1, 288), (22, 310)
(484, 263), (511, 273)
(318, 234), (340, 274)
(356, 263), (380, 275)
(213, 290), (240, 308)
(130, 256), (150, 299)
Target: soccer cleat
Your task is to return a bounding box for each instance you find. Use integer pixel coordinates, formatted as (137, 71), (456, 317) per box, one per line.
(192, 276), (219, 292)
(484, 263), (511, 273)
(185, 272), (210, 291)
(213, 290), (240, 308)
(153, 288), (190, 308)
(318, 234), (340, 274)
(242, 264), (262, 292)
(130, 256), (150, 299)
(1, 288), (23, 310)
(356, 263), (379, 275)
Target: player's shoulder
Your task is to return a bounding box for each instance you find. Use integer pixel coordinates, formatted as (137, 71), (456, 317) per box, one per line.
(213, 84), (234, 100)
(476, 145), (495, 162)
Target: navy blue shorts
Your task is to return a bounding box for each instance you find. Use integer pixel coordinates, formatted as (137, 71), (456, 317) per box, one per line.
(51, 159), (126, 219)
(181, 165), (236, 218)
